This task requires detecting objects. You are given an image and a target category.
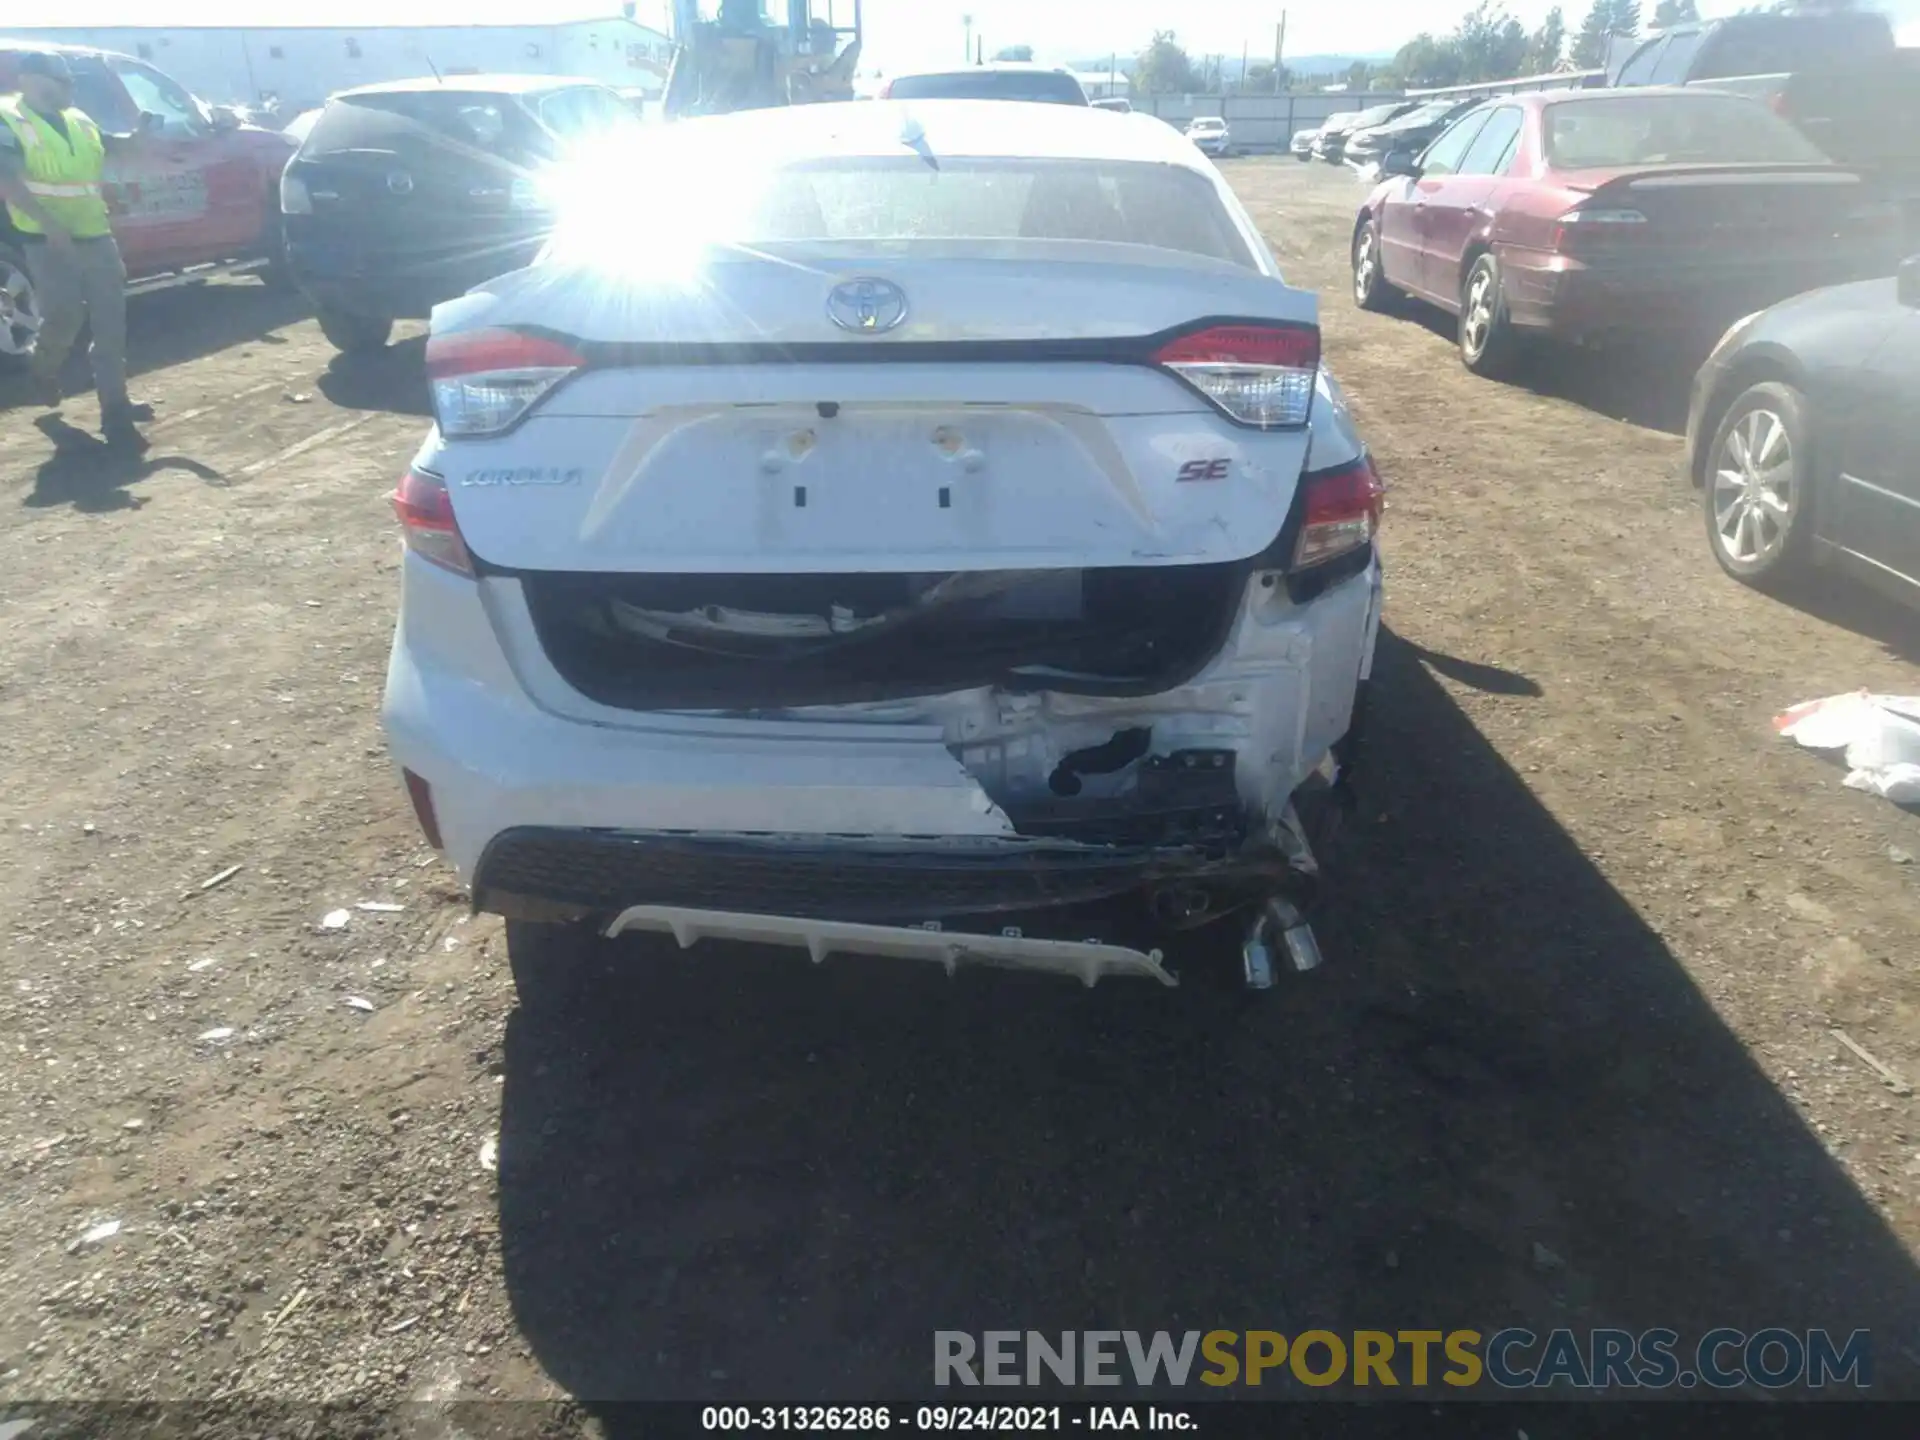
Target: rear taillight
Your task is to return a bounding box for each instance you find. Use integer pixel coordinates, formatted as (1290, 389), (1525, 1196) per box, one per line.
(1550, 206), (1648, 251)
(1768, 91), (1792, 118)
(425, 327), (583, 438)
(279, 171), (312, 215)
(392, 466), (474, 578)
(1292, 454), (1384, 571)
(1154, 323), (1319, 429)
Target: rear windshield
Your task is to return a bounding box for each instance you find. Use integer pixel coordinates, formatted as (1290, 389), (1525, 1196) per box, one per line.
(1693, 13), (1894, 79)
(887, 72), (1087, 105)
(1544, 95), (1829, 168)
(301, 91), (551, 164)
(729, 157), (1254, 266)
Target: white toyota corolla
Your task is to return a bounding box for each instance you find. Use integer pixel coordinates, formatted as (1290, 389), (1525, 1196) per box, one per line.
(381, 99), (1384, 993)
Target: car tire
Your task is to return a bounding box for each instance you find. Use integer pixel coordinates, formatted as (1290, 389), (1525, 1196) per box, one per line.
(318, 307), (393, 355)
(258, 206), (296, 291)
(0, 239), (43, 374)
(1457, 253), (1522, 378)
(1702, 381), (1815, 591)
(1351, 217), (1396, 312)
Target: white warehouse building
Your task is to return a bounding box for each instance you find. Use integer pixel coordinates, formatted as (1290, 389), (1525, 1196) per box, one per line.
(2, 17), (676, 114)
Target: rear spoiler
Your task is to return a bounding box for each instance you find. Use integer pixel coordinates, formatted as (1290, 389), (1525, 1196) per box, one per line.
(1566, 162), (1865, 194)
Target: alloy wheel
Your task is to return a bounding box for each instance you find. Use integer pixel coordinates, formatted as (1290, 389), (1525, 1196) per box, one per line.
(0, 257), (42, 358)
(1353, 229), (1377, 302)
(1711, 407), (1796, 566)
(1462, 268), (1495, 359)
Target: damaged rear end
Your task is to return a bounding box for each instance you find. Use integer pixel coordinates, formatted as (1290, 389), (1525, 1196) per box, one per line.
(382, 119), (1384, 987)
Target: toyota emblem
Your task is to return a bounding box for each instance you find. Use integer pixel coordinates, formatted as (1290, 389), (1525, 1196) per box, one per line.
(826, 277), (908, 335)
(386, 170), (415, 196)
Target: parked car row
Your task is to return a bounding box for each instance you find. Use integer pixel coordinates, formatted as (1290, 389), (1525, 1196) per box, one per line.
(1344, 84), (1917, 614)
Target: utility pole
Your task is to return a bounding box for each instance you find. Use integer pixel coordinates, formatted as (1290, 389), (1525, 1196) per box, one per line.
(1240, 41), (1249, 90)
(962, 13), (973, 64)
(1274, 12), (1287, 94)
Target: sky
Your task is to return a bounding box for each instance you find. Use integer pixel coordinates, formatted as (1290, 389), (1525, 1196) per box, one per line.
(36, 0), (1920, 73)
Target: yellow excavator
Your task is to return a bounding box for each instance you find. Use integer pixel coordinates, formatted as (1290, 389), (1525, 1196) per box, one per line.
(664, 0), (863, 116)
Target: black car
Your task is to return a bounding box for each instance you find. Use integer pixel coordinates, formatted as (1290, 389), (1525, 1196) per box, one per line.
(281, 75), (638, 355)
(1313, 100), (1422, 164)
(1343, 98), (1485, 170)
(1687, 256), (1920, 607)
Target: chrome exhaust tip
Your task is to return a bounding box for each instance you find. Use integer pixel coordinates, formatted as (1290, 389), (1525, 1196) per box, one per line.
(1241, 897), (1323, 990)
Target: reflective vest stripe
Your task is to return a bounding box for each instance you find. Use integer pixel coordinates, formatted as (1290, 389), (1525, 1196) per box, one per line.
(25, 180), (101, 198)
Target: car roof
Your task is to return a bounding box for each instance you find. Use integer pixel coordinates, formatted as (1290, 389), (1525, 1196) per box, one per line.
(0, 37), (117, 61)
(892, 62), (1077, 77)
(334, 73), (601, 99)
(666, 98), (1212, 168)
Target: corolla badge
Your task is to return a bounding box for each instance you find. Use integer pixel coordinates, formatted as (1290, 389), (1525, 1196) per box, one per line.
(826, 277), (908, 335)
(460, 467), (584, 488)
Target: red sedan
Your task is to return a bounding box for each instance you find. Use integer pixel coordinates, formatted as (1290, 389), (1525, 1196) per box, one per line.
(1350, 87), (1905, 376)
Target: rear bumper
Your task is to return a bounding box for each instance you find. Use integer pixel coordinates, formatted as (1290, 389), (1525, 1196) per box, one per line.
(286, 238), (541, 321)
(1501, 247), (1894, 341)
(382, 550), (1382, 924)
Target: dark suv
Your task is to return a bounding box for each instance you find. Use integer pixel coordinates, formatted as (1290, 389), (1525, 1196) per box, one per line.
(280, 75), (637, 355)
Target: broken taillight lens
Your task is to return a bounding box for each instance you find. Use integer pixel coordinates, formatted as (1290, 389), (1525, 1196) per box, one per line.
(392, 466), (474, 578)
(1292, 454), (1384, 570)
(1155, 323), (1319, 429)
(425, 327), (584, 438)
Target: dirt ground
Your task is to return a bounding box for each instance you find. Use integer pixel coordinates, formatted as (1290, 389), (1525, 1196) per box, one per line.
(1, 159), (1918, 1422)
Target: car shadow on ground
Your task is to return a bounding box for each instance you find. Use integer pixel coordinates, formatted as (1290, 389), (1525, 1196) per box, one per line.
(316, 336), (431, 418)
(1397, 303), (1706, 437)
(23, 416), (225, 513)
(493, 626), (1920, 1412)
(1769, 571), (1920, 667)
(0, 280), (308, 415)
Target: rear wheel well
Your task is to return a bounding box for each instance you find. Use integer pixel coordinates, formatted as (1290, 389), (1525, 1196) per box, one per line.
(1691, 356), (1801, 488)
(1458, 240), (1492, 295)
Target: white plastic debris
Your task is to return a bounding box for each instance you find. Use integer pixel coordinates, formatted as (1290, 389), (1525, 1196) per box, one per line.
(197, 1026), (235, 1043)
(320, 909), (351, 930)
(343, 996), (375, 1013)
(479, 1137), (499, 1172)
(187, 957), (216, 972)
(68, 1219), (120, 1253)
(1775, 692), (1920, 806)
(356, 901), (404, 913)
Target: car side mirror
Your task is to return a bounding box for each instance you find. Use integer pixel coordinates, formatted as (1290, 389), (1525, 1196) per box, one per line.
(1381, 149), (1421, 178)
(1900, 254), (1920, 310)
(209, 105), (241, 132)
(138, 110), (167, 135)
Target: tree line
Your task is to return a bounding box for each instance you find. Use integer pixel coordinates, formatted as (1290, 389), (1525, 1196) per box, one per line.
(1107, 0), (1711, 97)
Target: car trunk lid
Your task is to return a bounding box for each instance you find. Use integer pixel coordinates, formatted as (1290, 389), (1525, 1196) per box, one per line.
(429, 249), (1320, 576)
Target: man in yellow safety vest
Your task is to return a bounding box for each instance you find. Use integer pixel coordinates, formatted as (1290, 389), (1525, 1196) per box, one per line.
(0, 50), (156, 448)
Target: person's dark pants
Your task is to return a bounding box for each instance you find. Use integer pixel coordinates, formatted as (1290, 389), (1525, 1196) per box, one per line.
(24, 233), (130, 414)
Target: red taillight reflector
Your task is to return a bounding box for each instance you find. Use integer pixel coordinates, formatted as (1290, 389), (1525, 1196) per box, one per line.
(424, 328), (585, 380)
(391, 466), (474, 577)
(402, 768), (444, 850)
(1154, 323), (1320, 429)
(1154, 323), (1320, 371)
(1293, 454), (1385, 571)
